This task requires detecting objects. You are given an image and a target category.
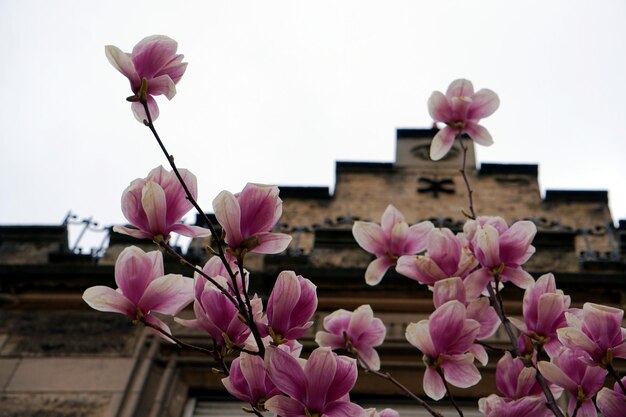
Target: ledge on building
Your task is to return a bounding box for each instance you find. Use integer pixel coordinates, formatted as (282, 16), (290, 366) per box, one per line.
(544, 190), (608, 204)
(336, 161), (394, 174)
(479, 163), (538, 176)
(278, 186), (332, 200)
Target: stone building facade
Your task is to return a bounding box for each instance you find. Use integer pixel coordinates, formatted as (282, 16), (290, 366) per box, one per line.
(1, 129), (625, 416)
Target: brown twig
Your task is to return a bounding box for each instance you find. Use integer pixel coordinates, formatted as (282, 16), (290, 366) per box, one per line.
(457, 135), (476, 220)
(140, 317), (214, 356)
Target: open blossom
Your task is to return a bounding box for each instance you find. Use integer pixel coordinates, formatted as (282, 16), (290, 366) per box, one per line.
(405, 300), (481, 400)
(353, 205), (433, 286)
(509, 273), (570, 357)
(538, 349), (607, 417)
(213, 183), (292, 256)
(463, 216), (536, 298)
(495, 352), (545, 400)
(557, 302), (626, 366)
(221, 352), (280, 411)
(428, 79), (500, 160)
(106, 35), (187, 122)
(396, 227), (477, 286)
(315, 304), (386, 371)
(114, 166), (211, 241)
(479, 394), (553, 417)
(596, 377), (626, 417)
(264, 346), (365, 417)
(83, 246), (193, 337)
(258, 271), (317, 343)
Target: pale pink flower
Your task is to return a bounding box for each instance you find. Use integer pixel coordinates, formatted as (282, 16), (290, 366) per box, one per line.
(596, 377), (626, 417)
(494, 352), (544, 400)
(432, 277), (499, 365)
(213, 183), (292, 256)
(428, 79), (500, 160)
(353, 205), (433, 285)
(396, 228), (477, 286)
(315, 304), (386, 371)
(175, 274), (257, 347)
(258, 271), (317, 343)
(509, 273), (570, 357)
(557, 302), (626, 367)
(83, 246), (193, 337)
(106, 35), (187, 122)
(114, 166), (210, 241)
(221, 352), (280, 410)
(463, 217), (536, 298)
(478, 394), (553, 417)
(538, 349), (607, 417)
(264, 346), (365, 417)
(405, 300), (481, 400)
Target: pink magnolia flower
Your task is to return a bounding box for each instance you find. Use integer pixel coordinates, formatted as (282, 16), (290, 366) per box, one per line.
(315, 304), (387, 371)
(221, 352), (280, 411)
(557, 302), (626, 367)
(495, 352), (544, 400)
(596, 377), (626, 417)
(83, 246), (193, 336)
(509, 273), (570, 357)
(396, 227), (477, 286)
(213, 183), (292, 256)
(538, 349), (607, 417)
(463, 217), (536, 298)
(264, 346), (365, 417)
(478, 394), (553, 417)
(106, 35), (187, 122)
(200, 255), (247, 296)
(114, 166), (211, 241)
(175, 273), (260, 347)
(428, 79), (500, 160)
(432, 277), (499, 365)
(352, 205), (433, 286)
(258, 271), (317, 343)
(405, 300), (481, 400)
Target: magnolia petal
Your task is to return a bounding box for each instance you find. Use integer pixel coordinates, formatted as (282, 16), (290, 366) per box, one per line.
(474, 224), (500, 268)
(82, 286), (135, 317)
(537, 361), (577, 393)
(429, 126), (456, 161)
(388, 222), (409, 255)
(253, 232), (292, 254)
(322, 309), (351, 334)
(357, 346), (381, 371)
(237, 183), (282, 236)
(597, 386), (626, 417)
(557, 327), (598, 354)
(326, 355), (358, 402)
(131, 96), (159, 123)
(143, 313), (174, 343)
(265, 346), (307, 402)
(427, 228), (462, 276)
(433, 277), (466, 308)
(428, 90), (452, 122)
(132, 35), (179, 79)
(380, 205), (405, 235)
(352, 221), (387, 256)
(169, 223), (212, 238)
(213, 190), (243, 248)
(264, 395), (304, 417)
(239, 353), (268, 403)
(464, 268), (492, 299)
(161, 167), (197, 225)
(141, 181), (167, 235)
(147, 74), (176, 99)
(467, 88), (500, 120)
(405, 321), (436, 357)
(139, 274), (194, 315)
(105, 45), (140, 87)
(447, 79), (475, 97)
(315, 331), (345, 349)
(114, 246), (154, 304)
(364, 257), (395, 286)
(112, 225), (152, 240)
(503, 267), (535, 289)
(428, 301), (466, 352)
(463, 122), (493, 146)
(404, 221), (434, 254)
(304, 347), (336, 411)
(423, 367), (446, 400)
(536, 293), (567, 336)
(499, 221), (537, 265)
(442, 354), (481, 388)
(470, 343), (489, 366)
(323, 400), (366, 417)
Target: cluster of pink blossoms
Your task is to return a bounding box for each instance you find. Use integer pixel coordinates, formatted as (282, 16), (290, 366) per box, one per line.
(87, 36), (626, 417)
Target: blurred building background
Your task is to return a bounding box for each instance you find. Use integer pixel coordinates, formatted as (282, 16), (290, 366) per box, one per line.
(1, 129), (625, 417)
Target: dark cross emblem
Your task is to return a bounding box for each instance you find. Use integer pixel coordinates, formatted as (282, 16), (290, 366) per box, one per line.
(417, 177), (454, 198)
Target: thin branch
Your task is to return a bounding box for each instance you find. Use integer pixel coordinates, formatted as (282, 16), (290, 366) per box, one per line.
(140, 318), (214, 356)
(457, 135), (476, 220)
(606, 363), (626, 395)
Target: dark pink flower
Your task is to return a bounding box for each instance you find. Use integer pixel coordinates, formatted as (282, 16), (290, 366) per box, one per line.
(114, 166), (211, 241)
(259, 271), (317, 343)
(463, 217), (536, 298)
(495, 352), (544, 400)
(264, 346), (365, 417)
(538, 349), (607, 417)
(83, 246), (193, 337)
(405, 300), (481, 400)
(428, 79), (500, 160)
(213, 183), (291, 256)
(509, 273), (570, 357)
(596, 377), (626, 417)
(221, 352), (280, 410)
(353, 205), (433, 285)
(106, 35), (187, 122)
(557, 302), (626, 367)
(479, 394), (553, 417)
(396, 227), (477, 286)
(315, 304), (386, 371)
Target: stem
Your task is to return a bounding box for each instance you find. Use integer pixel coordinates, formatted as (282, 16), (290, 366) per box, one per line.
(475, 340), (510, 354)
(571, 400), (581, 417)
(140, 318), (214, 356)
(606, 363), (626, 394)
(357, 353), (443, 417)
(436, 368), (464, 417)
(236, 256), (265, 357)
(458, 135), (476, 220)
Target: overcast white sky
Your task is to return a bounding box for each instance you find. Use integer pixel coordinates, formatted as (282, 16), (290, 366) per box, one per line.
(1, 0), (626, 250)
